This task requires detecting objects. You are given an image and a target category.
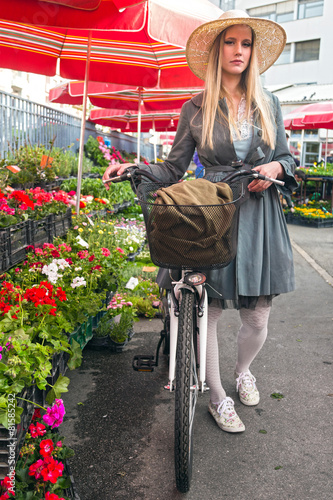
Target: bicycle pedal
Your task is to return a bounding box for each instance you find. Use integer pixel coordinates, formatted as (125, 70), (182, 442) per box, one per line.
(132, 355), (156, 372)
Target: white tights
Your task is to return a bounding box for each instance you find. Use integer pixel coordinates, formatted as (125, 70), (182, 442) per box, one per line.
(206, 297), (271, 403)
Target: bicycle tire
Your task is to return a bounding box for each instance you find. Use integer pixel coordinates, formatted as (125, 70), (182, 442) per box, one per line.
(174, 288), (197, 493)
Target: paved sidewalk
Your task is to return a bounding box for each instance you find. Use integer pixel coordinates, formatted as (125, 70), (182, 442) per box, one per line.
(61, 224), (333, 500)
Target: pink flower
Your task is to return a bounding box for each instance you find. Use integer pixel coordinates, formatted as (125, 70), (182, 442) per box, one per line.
(116, 247), (124, 254)
(101, 247), (110, 257)
(42, 399), (65, 428)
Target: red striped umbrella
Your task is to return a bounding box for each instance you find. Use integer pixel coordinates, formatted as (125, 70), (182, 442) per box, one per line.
(0, 1), (143, 29)
(89, 108), (179, 161)
(284, 102), (333, 166)
(284, 102), (333, 130)
(89, 109), (179, 132)
(49, 81), (203, 111)
(0, 0), (221, 87)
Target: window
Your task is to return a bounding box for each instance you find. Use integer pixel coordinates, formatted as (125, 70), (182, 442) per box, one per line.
(298, 0), (324, 19)
(295, 39), (320, 62)
(276, 43), (291, 64)
(248, 1), (295, 22)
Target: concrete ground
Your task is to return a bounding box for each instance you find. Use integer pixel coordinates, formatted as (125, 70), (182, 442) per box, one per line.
(61, 224), (333, 500)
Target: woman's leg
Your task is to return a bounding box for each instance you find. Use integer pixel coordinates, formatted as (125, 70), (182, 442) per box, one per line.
(236, 296), (271, 374)
(235, 297), (271, 405)
(206, 300), (226, 402)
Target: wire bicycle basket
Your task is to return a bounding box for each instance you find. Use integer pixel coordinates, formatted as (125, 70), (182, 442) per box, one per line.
(137, 179), (244, 270)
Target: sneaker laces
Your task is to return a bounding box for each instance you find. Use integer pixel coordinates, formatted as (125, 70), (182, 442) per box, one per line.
(236, 371), (256, 392)
(216, 397), (235, 421)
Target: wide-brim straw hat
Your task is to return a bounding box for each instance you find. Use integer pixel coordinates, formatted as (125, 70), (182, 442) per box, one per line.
(186, 9), (286, 79)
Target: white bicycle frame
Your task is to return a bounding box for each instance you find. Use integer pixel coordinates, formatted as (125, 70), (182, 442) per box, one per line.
(167, 270), (208, 394)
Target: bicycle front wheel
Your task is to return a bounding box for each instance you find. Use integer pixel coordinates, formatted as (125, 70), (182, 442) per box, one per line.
(174, 288), (198, 493)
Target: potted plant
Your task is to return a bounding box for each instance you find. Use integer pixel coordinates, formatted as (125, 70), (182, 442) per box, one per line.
(87, 293), (137, 352)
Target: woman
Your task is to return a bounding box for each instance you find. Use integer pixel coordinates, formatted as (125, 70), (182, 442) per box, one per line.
(103, 10), (297, 433)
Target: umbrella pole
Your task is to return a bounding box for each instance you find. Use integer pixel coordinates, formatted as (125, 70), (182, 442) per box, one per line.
(153, 118), (157, 163)
(76, 32), (92, 215)
(137, 87), (142, 163)
(325, 129), (328, 169)
(300, 129), (304, 166)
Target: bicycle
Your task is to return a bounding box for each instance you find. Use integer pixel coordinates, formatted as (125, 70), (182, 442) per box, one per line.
(104, 167), (284, 493)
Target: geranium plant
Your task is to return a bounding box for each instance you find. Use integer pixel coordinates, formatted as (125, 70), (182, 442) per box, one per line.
(0, 402), (75, 500)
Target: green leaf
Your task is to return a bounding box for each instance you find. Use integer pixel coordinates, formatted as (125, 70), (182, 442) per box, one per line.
(259, 429), (267, 434)
(270, 392), (284, 400)
(46, 374), (70, 404)
(274, 465), (283, 470)
(67, 339), (83, 370)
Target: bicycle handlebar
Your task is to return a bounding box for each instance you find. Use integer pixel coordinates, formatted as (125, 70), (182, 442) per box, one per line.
(103, 167), (285, 187)
(102, 168), (162, 185)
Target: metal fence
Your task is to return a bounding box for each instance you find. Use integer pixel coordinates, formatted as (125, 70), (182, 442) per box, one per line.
(0, 90), (157, 161)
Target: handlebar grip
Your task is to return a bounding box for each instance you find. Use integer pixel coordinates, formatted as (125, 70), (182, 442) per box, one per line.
(254, 172), (285, 187)
(103, 171), (132, 184)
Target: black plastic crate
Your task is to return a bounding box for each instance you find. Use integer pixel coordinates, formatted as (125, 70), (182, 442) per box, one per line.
(0, 231), (9, 272)
(50, 207), (72, 238)
(286, 213), (333, 228)
(31, 215), (53, 247)
(0, 220), (31, 269)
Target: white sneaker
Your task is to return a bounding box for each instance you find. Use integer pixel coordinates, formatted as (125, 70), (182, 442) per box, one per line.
(235, 370), (260, 406)
(208, 397), (245, 433)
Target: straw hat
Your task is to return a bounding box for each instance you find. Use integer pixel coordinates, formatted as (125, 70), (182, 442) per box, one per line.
(186, 10), (286, 80)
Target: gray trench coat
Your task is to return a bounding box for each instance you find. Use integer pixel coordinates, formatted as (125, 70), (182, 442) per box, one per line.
(140, 91), (298, 306)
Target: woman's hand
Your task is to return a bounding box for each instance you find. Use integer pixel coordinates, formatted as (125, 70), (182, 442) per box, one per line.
(248, 161), (284, 193)
(102, 162), (136, 190)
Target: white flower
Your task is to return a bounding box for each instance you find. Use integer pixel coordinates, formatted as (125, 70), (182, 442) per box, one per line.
(76, 235), (89, 248)
(71, 277), (87, 289)
(74, 267), (82, 271)
(54, 258), (70, 270)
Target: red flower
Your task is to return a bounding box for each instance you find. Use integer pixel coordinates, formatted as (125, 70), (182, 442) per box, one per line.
(29, 421), (46, 438)
(51, 250), (60, 258)
(40, 439), (54, 457)
(79, 201), (86, 208)
(29, 459), (44, 479)
(32, 408), (42, 420)
(91, 265), (102, 271)
(40, 456), (64, 483)
(101, 247), (110, 257)
(88, 254), (95, 262)
(77, 250), (89, 259)
(45, 493), (65, 500)
(55, 288), (66, 301)
(116, 247), (124, 254)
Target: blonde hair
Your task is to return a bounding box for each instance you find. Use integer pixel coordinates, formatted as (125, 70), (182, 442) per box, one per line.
(201, 28), (276, 150)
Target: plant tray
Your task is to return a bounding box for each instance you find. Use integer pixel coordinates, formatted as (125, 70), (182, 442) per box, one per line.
(50, 207), (72, 238)
(86, 334), (129, 353)
(31, 216), (53, 247)
(286, 213), (333, 228)
(63, 460), (81, 500)
(0, 220), (31, 271)
(69, 317), (94, 350)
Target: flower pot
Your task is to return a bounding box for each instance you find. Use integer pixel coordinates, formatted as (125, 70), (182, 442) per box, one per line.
(86, 334), (129, 353)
